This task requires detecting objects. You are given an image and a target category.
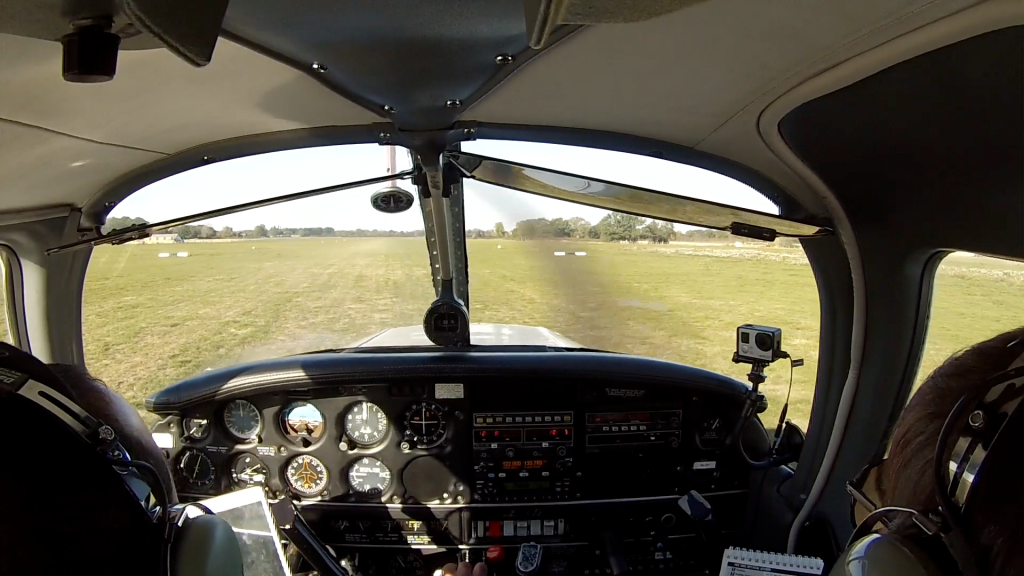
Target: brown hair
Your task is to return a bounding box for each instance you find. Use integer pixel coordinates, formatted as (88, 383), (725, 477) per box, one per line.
(879, 326), (1024, 575)
(47, 363), (178, 504)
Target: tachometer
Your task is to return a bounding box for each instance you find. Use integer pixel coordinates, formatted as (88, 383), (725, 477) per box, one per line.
(347, 456), (392, 496)
(223, 399), (262, 441)
(231, 453), (269, 488)
(178, 449), (215, 488)
(402, 401), (447, 447)
(344, 401), (388, 446)
(286, 455), (329, 497)
(280, 402), (325, 447)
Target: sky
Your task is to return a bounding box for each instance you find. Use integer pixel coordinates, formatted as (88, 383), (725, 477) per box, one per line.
(111, 140), (779, 232)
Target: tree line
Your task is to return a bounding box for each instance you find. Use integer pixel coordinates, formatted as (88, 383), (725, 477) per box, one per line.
(488, 214), (684, 244)
(101, 217), (424, 239)
(491, 217), (798, 245)
(104, 215), (793, 245)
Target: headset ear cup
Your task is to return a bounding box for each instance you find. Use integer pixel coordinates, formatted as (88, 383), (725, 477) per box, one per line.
(831, 534), (951, 576)
(170, 514), (243, 576)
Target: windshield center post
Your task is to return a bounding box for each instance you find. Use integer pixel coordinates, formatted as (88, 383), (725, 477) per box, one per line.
(408, 137), (471, 346)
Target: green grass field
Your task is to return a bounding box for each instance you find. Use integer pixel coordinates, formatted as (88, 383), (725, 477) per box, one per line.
(82, 239), (1024, 431)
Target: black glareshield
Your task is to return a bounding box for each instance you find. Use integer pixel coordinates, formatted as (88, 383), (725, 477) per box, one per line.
(0, 343), (166, 575)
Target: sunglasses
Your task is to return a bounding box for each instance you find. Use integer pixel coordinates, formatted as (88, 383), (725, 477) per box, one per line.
(846, 458), (894, 531)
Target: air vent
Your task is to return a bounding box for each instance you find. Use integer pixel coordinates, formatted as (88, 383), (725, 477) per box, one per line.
(287, 389), (313, 399)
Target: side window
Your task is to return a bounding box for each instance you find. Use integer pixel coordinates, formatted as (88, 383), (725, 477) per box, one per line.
(915, 252), (1024, 391)
(0, 248), (18, 346)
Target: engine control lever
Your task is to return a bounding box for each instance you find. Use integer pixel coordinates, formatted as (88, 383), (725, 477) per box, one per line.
(271, 499), (350, 576)
(601, 531), (629, 576)
(679, 491), (722, 561)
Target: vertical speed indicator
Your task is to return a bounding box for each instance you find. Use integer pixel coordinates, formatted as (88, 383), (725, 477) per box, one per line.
(344, 401), (388, 446)
(348, 456), (392, 496)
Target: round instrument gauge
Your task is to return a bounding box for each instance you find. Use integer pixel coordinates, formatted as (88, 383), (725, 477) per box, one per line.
(182, 417), (210, 441)
(347, 456), (392, 496)
(285, 455), (330, 497)
(280, 402), (325, 447)
(698, 416), (724, 448)
(231, 453), (269, 488)
(178, 449), (215, 488)
(402, 401), (447, 447)
(223, 399), (262, 441)
(344, 401), (388, 447)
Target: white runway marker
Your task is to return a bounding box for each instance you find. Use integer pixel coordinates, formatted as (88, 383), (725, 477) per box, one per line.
(176, 252), (190, 257)
(554, 251), (566, 256)
(158, 253), (170, 258)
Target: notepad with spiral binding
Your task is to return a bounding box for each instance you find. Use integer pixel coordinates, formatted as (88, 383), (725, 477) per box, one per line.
(719, 547), (824, 576)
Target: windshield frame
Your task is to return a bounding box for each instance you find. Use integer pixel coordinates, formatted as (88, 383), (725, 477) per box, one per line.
(79, 123), (826, 234)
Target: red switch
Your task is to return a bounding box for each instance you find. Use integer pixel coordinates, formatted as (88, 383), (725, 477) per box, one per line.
(486, 545), (505, 563)
(488, 521), (502, 538)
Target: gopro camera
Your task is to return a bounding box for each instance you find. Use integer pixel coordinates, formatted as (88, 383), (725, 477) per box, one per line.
(736, 324), (783, 364)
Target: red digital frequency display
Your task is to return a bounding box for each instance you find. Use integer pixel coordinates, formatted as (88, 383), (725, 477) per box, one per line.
(501, 459), (548, 470)
(524, 428), (573, 443)
(474, 429), (523, 444)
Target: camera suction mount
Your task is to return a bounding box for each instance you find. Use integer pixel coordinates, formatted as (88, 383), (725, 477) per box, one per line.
(727, 325), (803, 469)
(61, 17), (121, 83)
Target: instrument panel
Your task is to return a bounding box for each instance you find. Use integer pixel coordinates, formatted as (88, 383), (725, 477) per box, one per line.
(148, 353), (767, 575)
(154, 378), (750, 505)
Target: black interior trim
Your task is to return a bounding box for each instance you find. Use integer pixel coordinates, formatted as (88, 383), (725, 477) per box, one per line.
(779, 25), (1024, 544)
(220, 1), (580, 131)
(219, 30), (388, 121)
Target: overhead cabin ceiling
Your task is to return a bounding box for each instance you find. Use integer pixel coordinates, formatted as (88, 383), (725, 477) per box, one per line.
(222, 0), (581, 130)
(0, 0), (1011, 219)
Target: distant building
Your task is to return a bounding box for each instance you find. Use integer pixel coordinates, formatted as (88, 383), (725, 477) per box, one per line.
(132, 233), (183, 245)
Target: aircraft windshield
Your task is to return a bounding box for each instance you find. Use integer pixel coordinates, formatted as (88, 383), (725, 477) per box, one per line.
(83, 141), (821, 430)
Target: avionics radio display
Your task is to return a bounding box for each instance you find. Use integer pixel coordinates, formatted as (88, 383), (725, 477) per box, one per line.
(585, 410), (682, 448)
(473, 428), (572, 445)
(501, 459), (548, 470)
(474, 429), (523, 444)
(525, 428), (573, 442)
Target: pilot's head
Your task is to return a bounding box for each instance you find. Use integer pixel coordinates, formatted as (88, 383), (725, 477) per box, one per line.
(0, 344), (172, 575)
(854, 327), (1024, 575)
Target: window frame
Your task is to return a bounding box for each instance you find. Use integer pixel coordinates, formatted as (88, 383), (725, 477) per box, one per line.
(0, 245), (27, 348)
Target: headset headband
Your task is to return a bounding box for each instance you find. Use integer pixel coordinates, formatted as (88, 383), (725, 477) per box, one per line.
(943, 368), (1024, 511)
(0, 343), (164, 518)
(845, 343), (1024, 576)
